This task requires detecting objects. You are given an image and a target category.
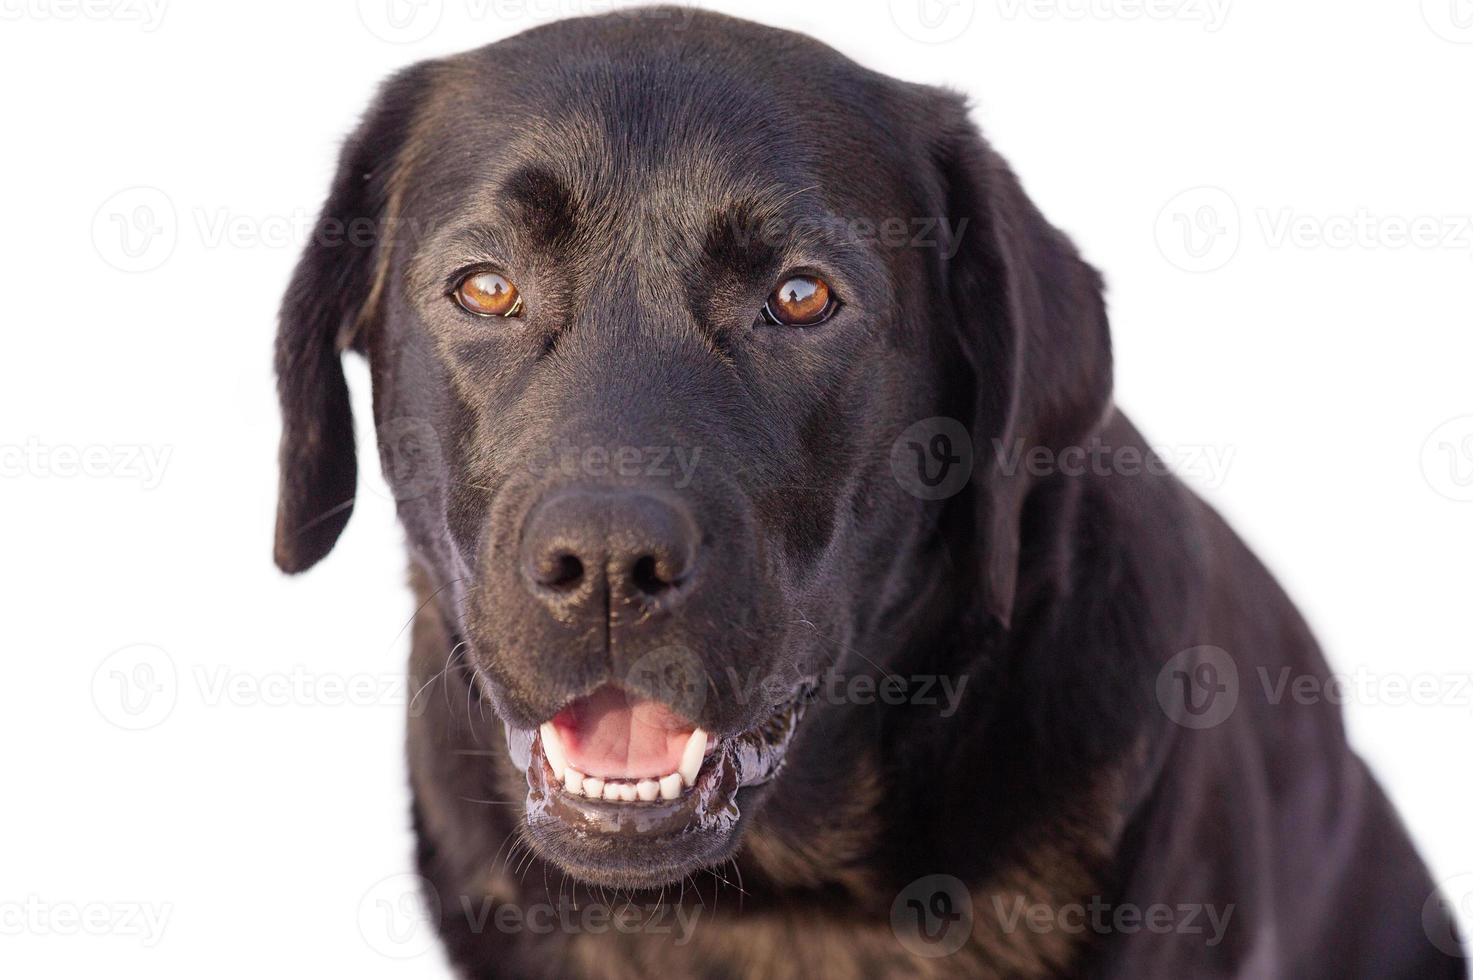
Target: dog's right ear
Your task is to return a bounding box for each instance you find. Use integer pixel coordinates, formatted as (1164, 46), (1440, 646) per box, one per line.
(273, 64), (434, 573)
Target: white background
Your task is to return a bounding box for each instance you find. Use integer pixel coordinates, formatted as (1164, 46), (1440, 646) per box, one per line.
(2, 0), (1470, 975)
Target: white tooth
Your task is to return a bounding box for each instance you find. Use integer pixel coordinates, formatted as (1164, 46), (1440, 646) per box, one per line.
(617, 783), (637, 802)
(659, 772), (682, 800)
(636, 779), (659, 801)
(602, 781), (621, 801)
(678, 728), (707, 787)
(539, 723), (567, 781)
(564, 767), (585, 795)
(583, 776), (604, 798)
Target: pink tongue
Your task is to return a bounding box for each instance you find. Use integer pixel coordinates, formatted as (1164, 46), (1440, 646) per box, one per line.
(551, 685), (694, 779)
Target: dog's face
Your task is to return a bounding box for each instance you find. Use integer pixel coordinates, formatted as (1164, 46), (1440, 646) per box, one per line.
(274, 11), (1111, 888)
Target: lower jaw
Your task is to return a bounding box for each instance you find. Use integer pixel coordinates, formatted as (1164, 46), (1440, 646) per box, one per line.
(523, 754), (750, 889)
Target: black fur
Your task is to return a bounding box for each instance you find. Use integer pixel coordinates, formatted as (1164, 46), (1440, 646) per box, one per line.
(274, 10), (1464, 978)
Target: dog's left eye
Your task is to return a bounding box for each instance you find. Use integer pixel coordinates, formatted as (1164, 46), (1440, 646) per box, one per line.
(453, 271), (524, 318)
(762, 275), (838, 326)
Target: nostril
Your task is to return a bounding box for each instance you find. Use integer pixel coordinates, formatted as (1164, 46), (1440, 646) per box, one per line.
(537, 550), (585, 592)
(630, 554), (673, 596)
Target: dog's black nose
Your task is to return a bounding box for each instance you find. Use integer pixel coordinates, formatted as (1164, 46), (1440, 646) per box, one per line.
(519, 488), (700, 612)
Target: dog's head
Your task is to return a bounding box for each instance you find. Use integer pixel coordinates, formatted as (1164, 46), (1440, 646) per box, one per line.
(273, 9), (1111, 888)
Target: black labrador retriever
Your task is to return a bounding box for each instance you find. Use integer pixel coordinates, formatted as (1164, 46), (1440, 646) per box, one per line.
(273, 9), (1464, 978)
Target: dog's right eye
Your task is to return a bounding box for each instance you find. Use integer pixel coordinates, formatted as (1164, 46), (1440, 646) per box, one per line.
(453, 271), (524, 318)
(762, 275), (838, 327)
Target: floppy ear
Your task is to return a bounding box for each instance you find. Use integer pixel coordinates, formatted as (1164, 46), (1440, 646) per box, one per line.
(273, 64), (434, 573)
(930, 94), (1114, 628)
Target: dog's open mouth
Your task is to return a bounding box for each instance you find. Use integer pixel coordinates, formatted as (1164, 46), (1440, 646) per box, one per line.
(542, 684), (714, 802)
(503, 681), (812, 884)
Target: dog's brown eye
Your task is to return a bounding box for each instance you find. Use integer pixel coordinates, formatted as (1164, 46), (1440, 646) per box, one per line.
(763, 275), (836, 326)
(454, 271), (523, 317)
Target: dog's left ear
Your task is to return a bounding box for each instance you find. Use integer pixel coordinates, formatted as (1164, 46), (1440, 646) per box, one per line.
(273, 64), (434, 573)
(926, 91), (1114, 628)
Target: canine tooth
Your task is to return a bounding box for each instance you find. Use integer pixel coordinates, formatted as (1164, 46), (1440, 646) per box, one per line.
(636, 779), (659, 801)
(583, 776), (604, 798)
(617, 783), (637, 802)
(678, 728), (707, 787)
(564, 767), (585, 795)
(659, 773), (682, 800)
(602, 781), (621, 801)
(539, 722), (567, 781)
